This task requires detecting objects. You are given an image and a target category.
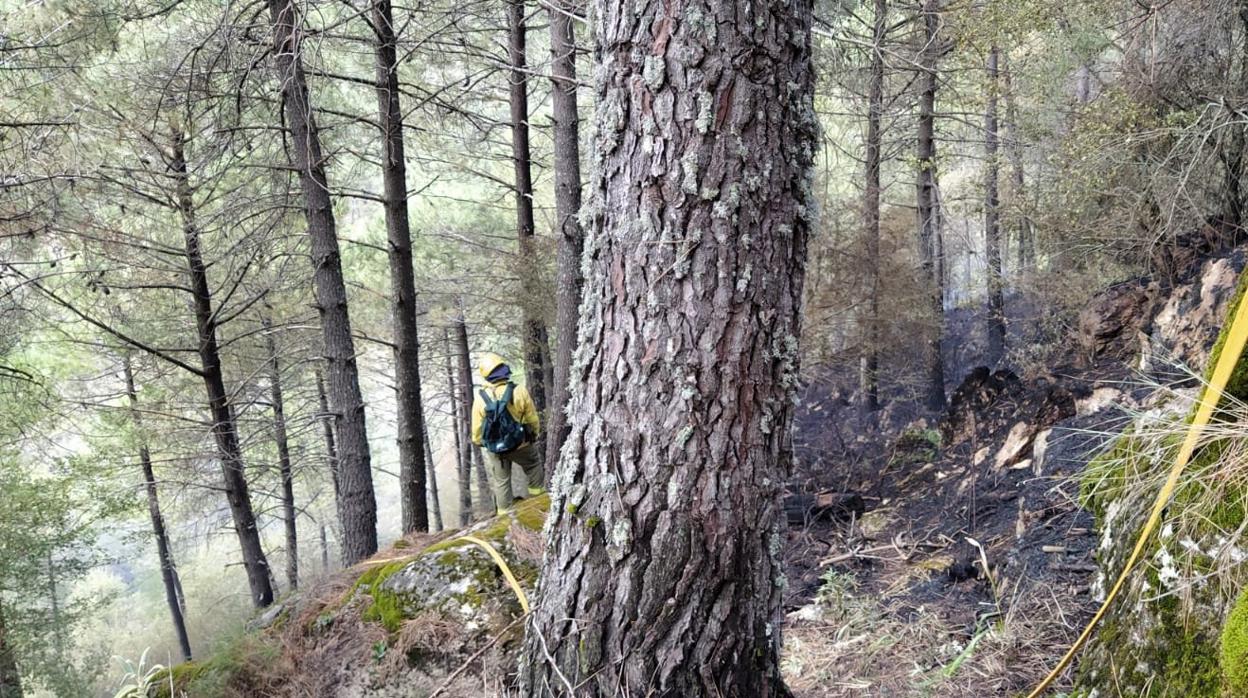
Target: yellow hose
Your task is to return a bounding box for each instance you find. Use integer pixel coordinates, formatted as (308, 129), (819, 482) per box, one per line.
(453, 534), (531, 615)
(1026, 286), (1248, 697)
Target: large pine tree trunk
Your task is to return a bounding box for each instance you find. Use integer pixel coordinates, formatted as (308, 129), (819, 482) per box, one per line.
(916, 0), (946, 411)
(373, 0), (429, 535)
(263, 319), (299, 591)
(444, 328), (473, 525)
(123, 355), (193, 661)
(544, 0), (585, 476)
(519, 0), (816, 692)
(268, 0), (378, 564)
(172, 134), (274, 608)
(861, 0), (885, 416)
(984, 45), (1006, 364)
(506, 0), (551, 424)
(0, 602), (19, 698)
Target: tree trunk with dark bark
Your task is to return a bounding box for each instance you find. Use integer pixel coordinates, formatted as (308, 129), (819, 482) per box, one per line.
(444, 328), (473, 525)
(861, 0), (885, 416)
(0, 603), (19, 698)
(519, 0), (817, 692)
(263, 318), (299, 591)
(984, 45), (1006, 364)
(422, 413), (443, 531)
(316, 369), (341, 499)
(506, 0), (551, 427)
(453, 315), (491, 513)
(916, 0), (946, 411)
(123, 354), (193, 662)
(544, 0), (585, 476)
(172, 134), (274, 608)
(268, 0), (378, 565)
(373, 0), (429, 535)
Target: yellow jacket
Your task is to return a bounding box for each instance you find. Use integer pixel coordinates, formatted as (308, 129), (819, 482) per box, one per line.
(471, 352), (540, 446)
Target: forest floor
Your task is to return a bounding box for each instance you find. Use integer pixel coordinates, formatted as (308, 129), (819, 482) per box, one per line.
(777, 305), (1142, 696)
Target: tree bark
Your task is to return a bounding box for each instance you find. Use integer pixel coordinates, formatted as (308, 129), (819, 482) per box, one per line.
(444, 327), (473, 525)
(861, 0), (885, 416)
(984, 45), (1006, 364)
(519, 0), (817, 691)
(0, 602), (20, 698)
(319, 524), (330, 575)
(268, 0), (378, 565)
(172, 133), (274, 608)
(916, 0), (946, 411)
(123, 354), (193, 661)
(373, 0), (429, 535)
(453, 314), (491, 513)
(507, 0), (551, 425)
(422, 412), (443, 531)
(544, 0), (585, 476)
(315, 369), (341, 499)
(263, 318), (299, 591)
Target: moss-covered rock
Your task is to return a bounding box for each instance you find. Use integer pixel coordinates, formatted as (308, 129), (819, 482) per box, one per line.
(1077, 256), (1248, 697)
(1221, 587), (1248, 694)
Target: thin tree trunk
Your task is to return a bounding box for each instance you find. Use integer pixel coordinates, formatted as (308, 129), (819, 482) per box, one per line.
(520, 0), (816, 690)
(984, 45), (1006, 364)
(263, 318), (299, 591)
(444, 328), (473, 525)
(453, 314), (492, 513)
(506, 0), (551, 426)
(373, 0), (429, 535)
(123, 355), (193, 661)
(45, 552), (62, 661)
(861, 0), (885, 416)
(319, 525), (330, 575)
(316, 369), (341, 499)
(268, 0), (378, 565)
(916, 0), (946, 410)
(172, 133), (274, 608)
(0, 603), (20, 698)
(1001, 51), (1033, 271)
(544, 0), (585, 476)
(422, 413), (443, 531)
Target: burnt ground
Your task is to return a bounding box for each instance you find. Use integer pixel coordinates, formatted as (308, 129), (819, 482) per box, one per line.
(778, 303), (1145, 696)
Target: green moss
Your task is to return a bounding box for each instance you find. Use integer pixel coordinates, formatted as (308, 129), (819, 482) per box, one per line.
(585, 516), (602, 529)
(1204, 269), (1248, 404)
(1221, 587), (1248, 694)
(150, 635), (280, 698)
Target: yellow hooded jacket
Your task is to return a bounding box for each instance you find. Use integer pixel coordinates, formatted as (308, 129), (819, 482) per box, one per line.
(471, 352), (540, 447)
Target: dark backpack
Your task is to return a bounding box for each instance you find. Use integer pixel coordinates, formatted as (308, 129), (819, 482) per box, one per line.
(479, 383), (526, 454)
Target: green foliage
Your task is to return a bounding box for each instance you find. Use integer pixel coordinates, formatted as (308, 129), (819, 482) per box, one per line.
(1221, 587), (1248, 694)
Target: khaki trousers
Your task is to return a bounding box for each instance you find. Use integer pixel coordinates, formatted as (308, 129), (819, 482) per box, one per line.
(481, 441), (544, 513)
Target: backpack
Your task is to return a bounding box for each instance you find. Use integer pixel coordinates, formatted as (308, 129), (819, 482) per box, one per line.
(479, 383), (527, 454)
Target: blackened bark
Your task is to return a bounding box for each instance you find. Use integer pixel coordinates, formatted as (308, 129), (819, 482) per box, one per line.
(444, 328), (473, 524)
(861, 0), (885, 416)
(507, 0), (551, 423)
(268, 0), (378, 564)
(263, 319), (299, 590)
(984, 45), (1006, 364)
(422, 413), (443, 531)
(373, 0), (429, 535)
(316, 369), (341, 498)
(519, 0), (817, 692)
(123, 354), (193, 661)
(544, 0), (585, 476)
(916, 0), (946, 411)
(319, 524), (330, 574)
(0, 603), (19, 698)
(172, 134), (274, 608)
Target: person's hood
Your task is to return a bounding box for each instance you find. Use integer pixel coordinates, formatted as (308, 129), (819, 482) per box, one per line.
(477, 352), (508, 381)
